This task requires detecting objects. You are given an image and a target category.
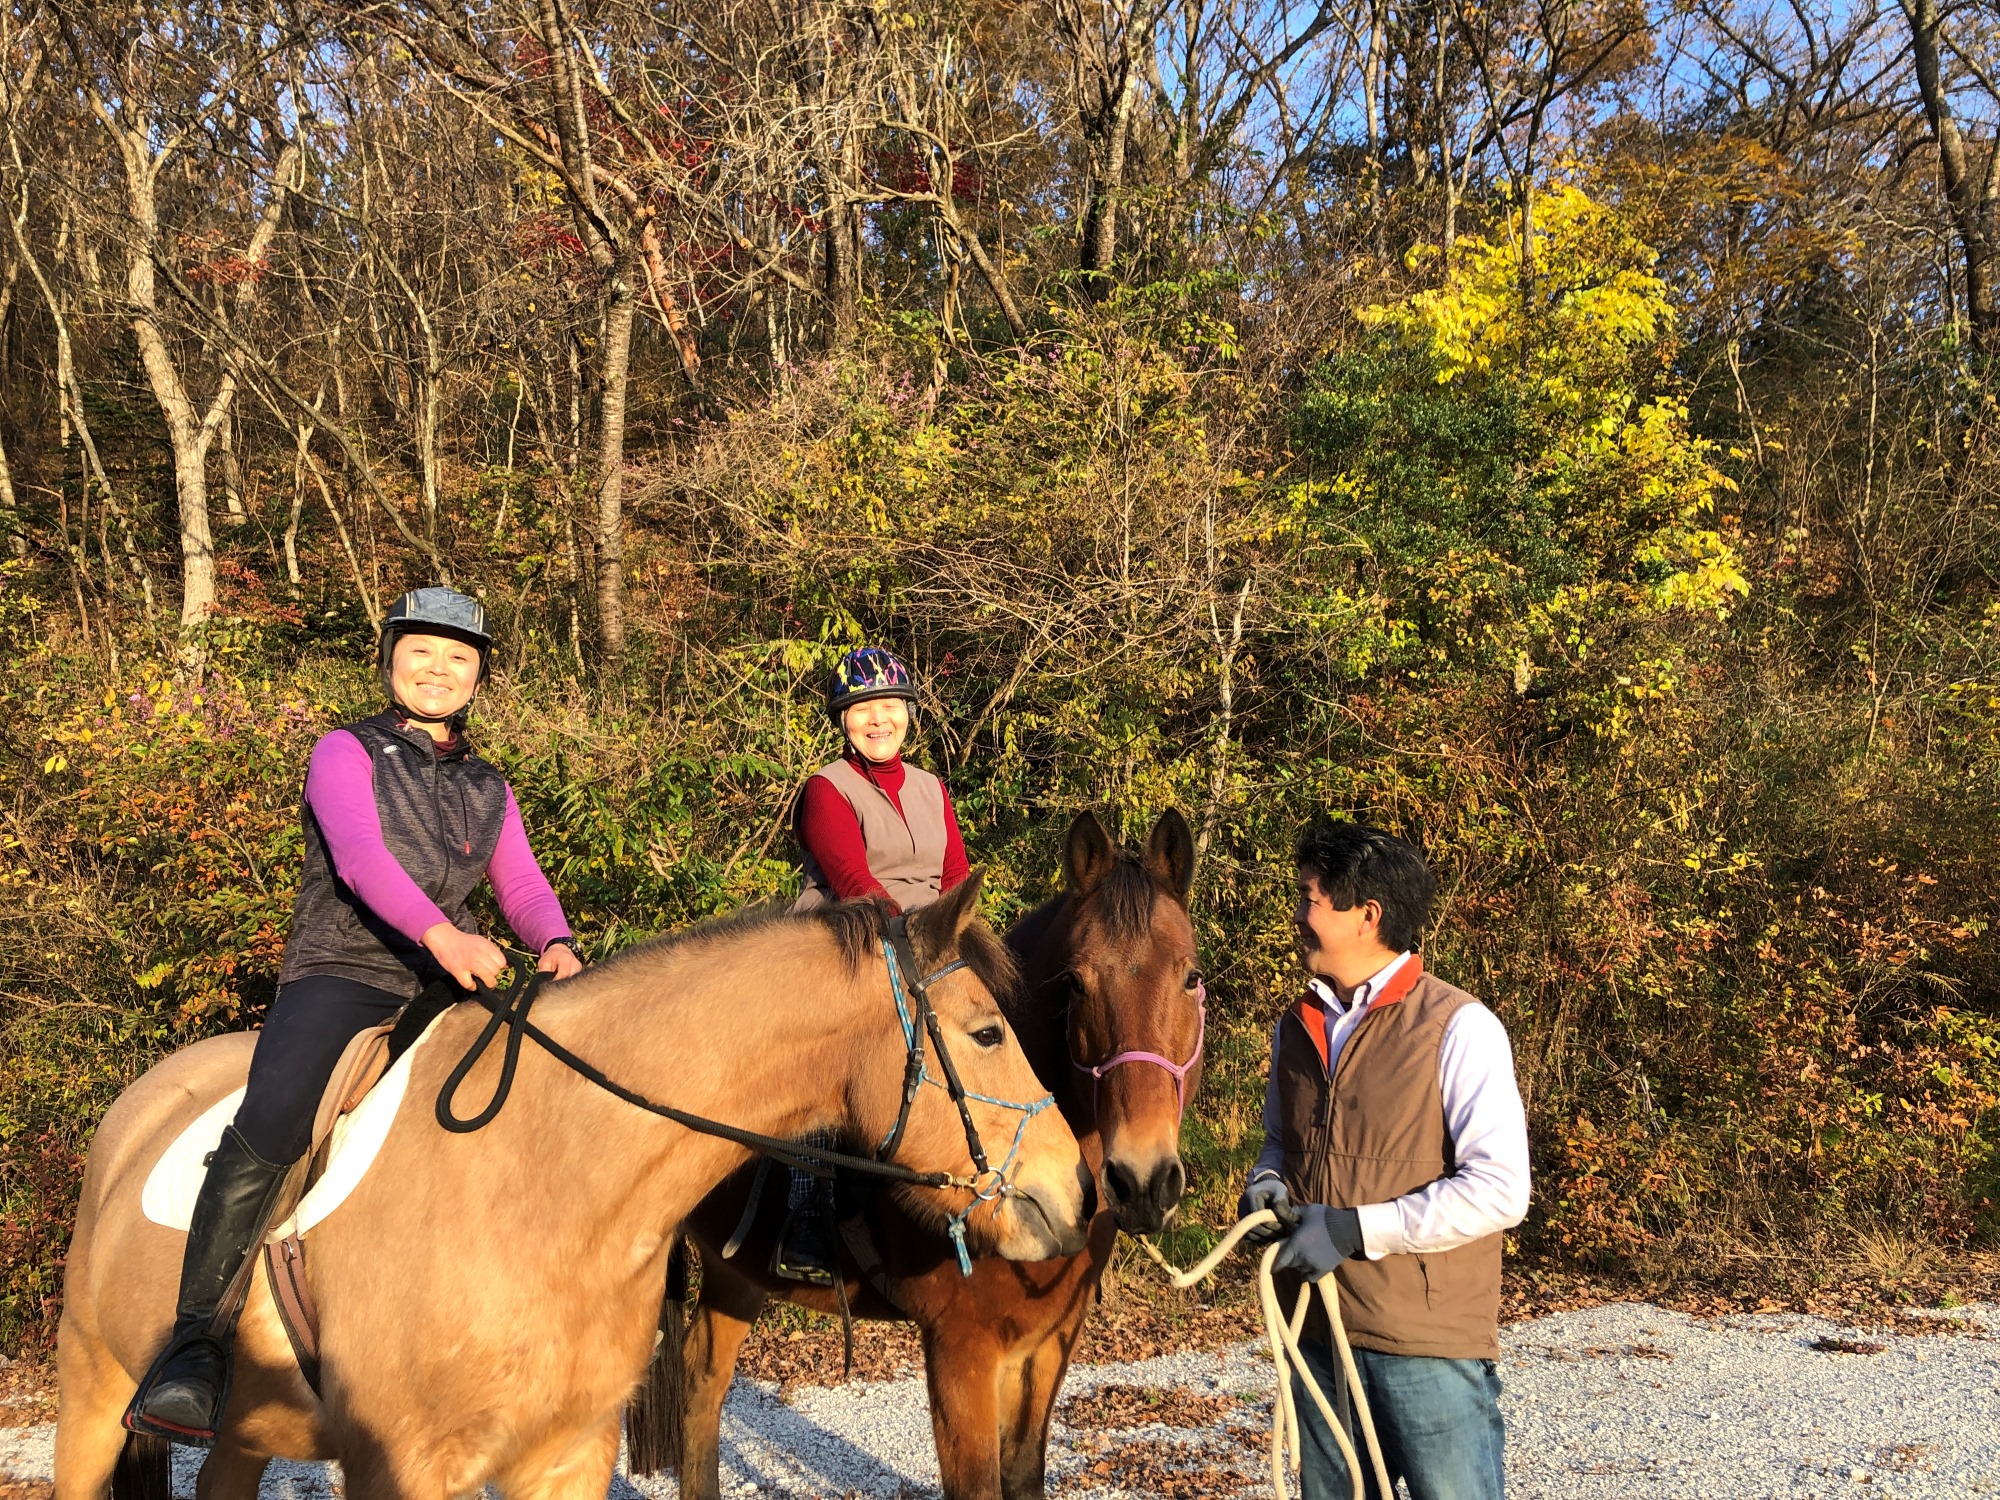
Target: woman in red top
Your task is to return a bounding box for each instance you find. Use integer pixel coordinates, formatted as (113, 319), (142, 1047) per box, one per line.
(778, 646), (971, 1279)
(793, 646), (970, 912)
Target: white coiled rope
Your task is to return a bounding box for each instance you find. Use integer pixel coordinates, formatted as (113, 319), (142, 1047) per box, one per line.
(1136, 1210), (1393, 1500)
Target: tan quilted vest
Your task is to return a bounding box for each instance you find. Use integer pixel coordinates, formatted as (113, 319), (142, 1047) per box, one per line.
(1274, 960), (1505, 1360)
(793, 757), (949, 912)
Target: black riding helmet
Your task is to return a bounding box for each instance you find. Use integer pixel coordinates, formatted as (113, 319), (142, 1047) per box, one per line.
(378, 587), (492, 724)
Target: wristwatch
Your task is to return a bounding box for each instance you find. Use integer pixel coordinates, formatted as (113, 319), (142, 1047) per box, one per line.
(542, 935), (581, 959)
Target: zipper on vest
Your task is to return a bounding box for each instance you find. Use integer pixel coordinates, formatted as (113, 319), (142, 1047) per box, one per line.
(845, 755), (921, 853)
(423, 749), (451, 902)
(1317, 1001), (1377, 1152)
(1293, 1009), (1339, 1174)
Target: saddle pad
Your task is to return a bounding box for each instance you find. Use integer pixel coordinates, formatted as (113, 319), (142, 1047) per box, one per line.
(140, 1012), (448, 1237)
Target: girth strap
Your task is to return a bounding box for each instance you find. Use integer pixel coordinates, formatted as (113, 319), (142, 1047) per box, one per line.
(721, 1157), (773, 1260)
(837, 1207), (904, 1315)
(264, 1234), (321, 1398)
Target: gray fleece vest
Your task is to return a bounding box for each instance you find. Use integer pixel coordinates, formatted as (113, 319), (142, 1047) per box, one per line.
(793, 757), (948, 912)
(278, 712), (511, 998)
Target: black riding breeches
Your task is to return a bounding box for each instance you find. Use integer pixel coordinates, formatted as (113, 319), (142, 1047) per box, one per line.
(233, 975), (408, 1165)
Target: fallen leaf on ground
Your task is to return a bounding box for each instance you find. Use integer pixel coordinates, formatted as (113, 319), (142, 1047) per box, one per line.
(1809, 1335), (1886, 1355)
(1057, 1382), (1254, 1432)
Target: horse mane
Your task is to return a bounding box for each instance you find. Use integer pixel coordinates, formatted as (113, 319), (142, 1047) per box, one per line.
(597, 896), (887, 976)
(596, 887), (1013, 995)
(1093, 850), (1166, 941)
(916, 910), (1020, 1006)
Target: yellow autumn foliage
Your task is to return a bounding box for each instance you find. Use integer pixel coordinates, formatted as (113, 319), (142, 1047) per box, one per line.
(1362, 184), (1748, 623)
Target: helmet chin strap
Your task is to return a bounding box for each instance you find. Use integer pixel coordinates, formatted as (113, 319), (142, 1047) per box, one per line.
(390, 692), (475, 726)
(380, 653), (484, 728)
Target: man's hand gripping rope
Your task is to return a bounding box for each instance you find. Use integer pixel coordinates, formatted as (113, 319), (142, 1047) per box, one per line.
(1136, 1211), (1394, 1500)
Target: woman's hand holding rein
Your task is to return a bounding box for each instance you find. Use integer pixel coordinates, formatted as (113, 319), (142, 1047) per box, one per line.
(423, 923), (583, 989)
(423, 923), (508, 990)
(537, 941), (584, 981)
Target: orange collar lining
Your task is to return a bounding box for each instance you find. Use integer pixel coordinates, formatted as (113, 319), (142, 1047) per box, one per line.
(1287, 955), (1426, 1074)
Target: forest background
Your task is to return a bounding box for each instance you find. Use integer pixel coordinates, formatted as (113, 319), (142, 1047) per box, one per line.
(4, 0), (2000, 1359)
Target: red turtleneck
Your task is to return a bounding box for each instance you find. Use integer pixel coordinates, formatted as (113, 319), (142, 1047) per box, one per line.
(797, 749), (970, 910)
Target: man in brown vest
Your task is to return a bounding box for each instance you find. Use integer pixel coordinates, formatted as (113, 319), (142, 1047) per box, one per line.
(1239, 821), (1529, 1499)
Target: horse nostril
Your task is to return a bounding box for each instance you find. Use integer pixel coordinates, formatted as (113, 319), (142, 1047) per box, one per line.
(1153, 1158), (1186, 1212)
(1102, 1158), (1140, 1209)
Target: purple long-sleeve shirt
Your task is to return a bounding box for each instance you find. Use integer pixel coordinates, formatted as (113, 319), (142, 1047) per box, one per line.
(303, 729), (572, 955)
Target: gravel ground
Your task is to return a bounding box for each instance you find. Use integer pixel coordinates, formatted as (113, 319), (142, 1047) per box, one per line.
(5, 1301), (1998, 1497)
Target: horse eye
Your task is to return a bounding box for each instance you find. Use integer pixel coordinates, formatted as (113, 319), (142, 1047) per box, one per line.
(972, 1024), (1005, 1049)
(1185, 971), (1203, 991)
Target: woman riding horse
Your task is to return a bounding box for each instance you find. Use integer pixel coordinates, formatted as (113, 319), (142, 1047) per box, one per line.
(777, 644), (970, 1281)
(124, 587), (583, 1446)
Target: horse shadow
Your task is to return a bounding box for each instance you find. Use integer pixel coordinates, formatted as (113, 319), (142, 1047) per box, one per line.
(168, 1448), (338, 1498)
(613, 1374), (939, 1499)
(134, 1374), (929, 1498)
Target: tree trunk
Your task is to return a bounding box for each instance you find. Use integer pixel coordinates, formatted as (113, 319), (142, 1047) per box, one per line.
(956, 217), (1027, 340)
(0, 421), (19, 559)
(1077, 0), (1157, 298)
(595, 263), (637, 664)
(526, 0), (651, 662)
(116, 145), (218, 665)
(218, 406), (247, 524)
(1196, 578), (1251, 867)
(0, 257), (20, 557)
(96, 108), (297, 670)
(823, 205), (858, 350)
(1363, 0), (1388, 264)
(822, 138), (862, 351)
(1902, 0), (1998, 353)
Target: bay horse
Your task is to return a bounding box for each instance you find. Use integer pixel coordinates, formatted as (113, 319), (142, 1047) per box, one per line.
(671, 809), (1202, 1500)
(54, 875), (1088, 1500)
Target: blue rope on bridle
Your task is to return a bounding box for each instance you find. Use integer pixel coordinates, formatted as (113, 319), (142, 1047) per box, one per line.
(877, 933), (1056, 1276)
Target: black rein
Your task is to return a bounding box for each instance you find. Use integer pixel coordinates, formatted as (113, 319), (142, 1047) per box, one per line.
(432, 927), (972, 1192)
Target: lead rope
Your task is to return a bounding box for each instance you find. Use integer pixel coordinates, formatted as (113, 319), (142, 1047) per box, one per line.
(1137, 1211), (1393, 1500)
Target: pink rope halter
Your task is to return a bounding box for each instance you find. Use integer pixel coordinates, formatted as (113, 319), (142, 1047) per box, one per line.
(1073, 981), (1207, 1118)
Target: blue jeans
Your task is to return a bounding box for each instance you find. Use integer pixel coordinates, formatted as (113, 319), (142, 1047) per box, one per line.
(1290, 1336), (1506, 1500)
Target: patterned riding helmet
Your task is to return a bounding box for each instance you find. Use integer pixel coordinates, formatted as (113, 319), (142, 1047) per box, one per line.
(378, 588), (493, 717)
(828, 645), (919, 718)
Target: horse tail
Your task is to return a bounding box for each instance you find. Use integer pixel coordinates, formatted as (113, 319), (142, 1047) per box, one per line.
(112, 1432), (173, 1500)
(625, 1236), (690, 1477)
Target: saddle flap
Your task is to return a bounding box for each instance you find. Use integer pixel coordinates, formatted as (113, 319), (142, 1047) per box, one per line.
(143, 1010), (452, 1237)
(311, 1021), (399, 1163)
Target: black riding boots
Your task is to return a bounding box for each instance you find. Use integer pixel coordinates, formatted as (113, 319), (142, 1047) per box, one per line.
(124, 1125), (292, 1445)
(772, 1162), (838, 1285)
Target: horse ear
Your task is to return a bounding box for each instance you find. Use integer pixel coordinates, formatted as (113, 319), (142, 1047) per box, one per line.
(935, 867), (986, 940)
(1143, 808), (1196, 904)
(908, 870), (984, 967)
(1063, 812), (1115, 897)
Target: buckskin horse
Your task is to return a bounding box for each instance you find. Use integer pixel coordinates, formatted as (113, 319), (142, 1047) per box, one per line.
(668, 810), (1202, 1500)
(54, 875), (1088, 1500)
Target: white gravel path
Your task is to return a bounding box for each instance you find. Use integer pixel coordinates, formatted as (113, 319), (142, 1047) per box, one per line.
(6, 1301), (1998, 1497)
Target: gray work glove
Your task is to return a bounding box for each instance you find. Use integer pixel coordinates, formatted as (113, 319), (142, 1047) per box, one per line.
(1271, 1204), (1366, 1279)
(1238, 1175), (1297, 1246)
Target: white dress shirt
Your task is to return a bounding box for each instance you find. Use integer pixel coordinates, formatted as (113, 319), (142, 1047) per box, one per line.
(1250, 952), (1531, 1260)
